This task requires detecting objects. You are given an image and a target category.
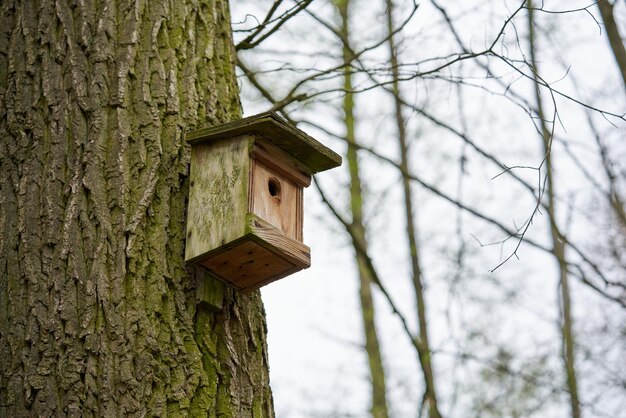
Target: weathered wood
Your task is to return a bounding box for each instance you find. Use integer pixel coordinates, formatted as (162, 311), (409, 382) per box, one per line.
(250, 159), (301, 241)
(184, 112), (338, 292)
(186, 112), (342, 173)
(185, 135), (250, 262)
(201, 240), (296, 292)
(245, 214), (310, 269)
(194, 266), (225, 312)
(251, 139), (312, 187)
(193, 214), (310, 293)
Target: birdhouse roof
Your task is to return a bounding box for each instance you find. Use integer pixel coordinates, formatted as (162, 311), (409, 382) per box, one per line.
(186, 112), (342, 174)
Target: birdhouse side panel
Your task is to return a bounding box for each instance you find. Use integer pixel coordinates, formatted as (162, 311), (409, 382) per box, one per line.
(185, 136), (251, 262)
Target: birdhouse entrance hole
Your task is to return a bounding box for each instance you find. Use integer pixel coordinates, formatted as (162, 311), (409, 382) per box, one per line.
(268, 178), (281, 199)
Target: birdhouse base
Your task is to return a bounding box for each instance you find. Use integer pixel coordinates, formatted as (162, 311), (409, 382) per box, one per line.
(194, 214), (311, 293)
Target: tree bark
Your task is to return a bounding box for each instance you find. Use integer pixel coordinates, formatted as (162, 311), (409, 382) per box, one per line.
(527, 4), (581, 418)
(597, 0), (626, 92)
(0, 1), (274, 416)
(335, 1), (390, 417)
(596, 0), (626, 236)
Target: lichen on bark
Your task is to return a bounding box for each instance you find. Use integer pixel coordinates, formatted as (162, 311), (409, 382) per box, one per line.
(0, 0), (274, 416)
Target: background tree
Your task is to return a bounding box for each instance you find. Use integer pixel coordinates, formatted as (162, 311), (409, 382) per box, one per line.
(598, 0), (626, 90)
(527, 3), (581, 416)
(335, 0), (390, 416)
(0, 1), (274, 416)
(383, 0), (441, 415)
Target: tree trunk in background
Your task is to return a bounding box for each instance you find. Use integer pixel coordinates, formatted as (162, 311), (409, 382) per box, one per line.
(0, 1), (274, 416)
(596, 0), (626, 236)
(384, 1), (442, 417)
(597, 0), (626, 92)
(527, 4), (581, 418)
(336, 1), (390, 417)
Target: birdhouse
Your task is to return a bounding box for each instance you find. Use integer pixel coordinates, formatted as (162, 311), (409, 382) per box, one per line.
(185, 112), (342, 293)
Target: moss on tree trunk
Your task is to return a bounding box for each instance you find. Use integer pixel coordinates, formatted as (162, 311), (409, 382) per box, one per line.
(0, 0), (274, 416)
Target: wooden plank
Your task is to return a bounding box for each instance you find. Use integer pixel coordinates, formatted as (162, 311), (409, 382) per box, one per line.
(245, 213), (310, 268)
(186, 112), (342, 174)
(191, 215), (310, 293)
(249, 160), (300, 241)
(297, 185), (303, 242)
(194, 266), (225, 311)
(184, 136), (251, 262)
(251, 139), (311, 186)
(201, 240), (295, 289)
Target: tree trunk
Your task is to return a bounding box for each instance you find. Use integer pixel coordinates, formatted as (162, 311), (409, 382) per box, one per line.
(597, 0), (626, 92)
(527, 4), (582, 418)
(384, 1), (442, 417)
(335, 1), (390, 417)
(0, 1), (274, 416)
(596, 0), (626, 236)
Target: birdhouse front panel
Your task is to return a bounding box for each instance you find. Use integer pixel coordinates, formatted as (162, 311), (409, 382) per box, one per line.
(248, 139), (310, 240)
(185, 112), (342, 293)
(250, 159), (302, 241)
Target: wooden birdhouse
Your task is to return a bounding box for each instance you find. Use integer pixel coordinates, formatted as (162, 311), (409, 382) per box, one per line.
(185, 112), (342, 293)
